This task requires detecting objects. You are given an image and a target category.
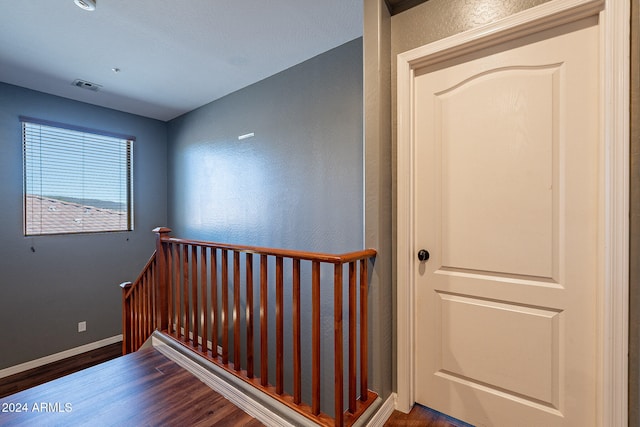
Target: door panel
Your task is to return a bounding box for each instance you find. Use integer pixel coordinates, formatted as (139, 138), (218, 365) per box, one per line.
(436, 293), (560, 406)
(414, 19), (599, 427)
(438, 66), (558, 279)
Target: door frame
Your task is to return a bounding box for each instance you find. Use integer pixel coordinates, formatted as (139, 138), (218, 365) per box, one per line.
(395, 0), (630, 425)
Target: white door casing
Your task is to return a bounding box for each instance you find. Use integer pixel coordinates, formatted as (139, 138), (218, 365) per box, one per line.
(396, 0), (629, 425)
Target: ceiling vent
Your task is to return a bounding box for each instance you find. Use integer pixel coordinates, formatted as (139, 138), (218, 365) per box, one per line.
(72, 79), (102, 92)
(74, 0), (96, 11)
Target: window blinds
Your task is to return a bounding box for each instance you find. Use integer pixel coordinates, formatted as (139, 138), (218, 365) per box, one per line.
(22, 118), (133, 236)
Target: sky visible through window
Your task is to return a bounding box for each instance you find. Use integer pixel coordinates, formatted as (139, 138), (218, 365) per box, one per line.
(24, 122), (131, 210)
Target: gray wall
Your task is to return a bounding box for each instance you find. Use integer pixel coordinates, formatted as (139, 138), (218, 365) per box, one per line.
(167, 39), (363, 253)
(390, 0), (552, 56)
(364, 0), (393, 404)
(0, 82), (167, 370)
(167, 39), (363, 415)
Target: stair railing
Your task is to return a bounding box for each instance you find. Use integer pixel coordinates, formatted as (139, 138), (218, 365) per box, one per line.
(120, 251), (156, 354)
(121, 227), (377, 427)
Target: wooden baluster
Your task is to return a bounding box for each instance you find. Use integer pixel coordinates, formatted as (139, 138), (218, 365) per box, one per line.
(144, 280), (148, 341)
(129, 286), (138, 351)
(142, 269), (147, 339)
(136, 285), (140, 349)
(334, 264), (344, 426)
(360, 259), (369, 400)
(147, 269), (152, 338)
(140, 280), (145, 347)
(120, 282), (132, 355)
(201, 246), (208, 354)
(138, 275), (144, 347)
(182, 244), (189, 342)
(151, 266), (156, 335)
(191, 245), (199, 348)
(174, 244), (181, 339)
(147, 268), (151, 336)
(142, 272), (148, 343)
(292, 258), (301, 404)
(348, 261), (357, 413)
(129, 286), (134, 351)
(154, 260), (159, 332)
(246, 253), (254, 378)
(152, 265), (156, 330)
(233, 251), (241, 371)
(211, 248), (218, 357)
(276, 256), (284, 395)
(130, 286), (135, 351)
(138, 284), (143, 347)
(260, 254), (268, 387)
(133, 285), (138, 350)
(312, 261), (321, 415)
(150, 265), (156, 337)
(221, 249), (229, 364)
(135, 285), (141, 349)
(166, 246), (173, 336)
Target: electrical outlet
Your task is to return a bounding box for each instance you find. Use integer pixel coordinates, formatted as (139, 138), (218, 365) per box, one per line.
(78, 321), (87, 332)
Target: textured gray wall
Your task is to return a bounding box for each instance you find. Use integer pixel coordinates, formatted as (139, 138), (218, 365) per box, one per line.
(364, 0), (393, 403)
(391, 0), (552, 55)
(167, 39), (363, 415)
(0, 83), (168, 370)
(167, 39), (363, 253)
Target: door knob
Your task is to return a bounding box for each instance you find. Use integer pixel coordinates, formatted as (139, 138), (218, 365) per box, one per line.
(417, 249), (430, 262)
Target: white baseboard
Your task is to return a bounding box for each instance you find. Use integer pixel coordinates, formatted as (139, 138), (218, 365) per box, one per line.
(151, 331), (388, 427)
(0, 335), (122, 379)
(150, 332), (305, 427)
(365, 393), (397, 426)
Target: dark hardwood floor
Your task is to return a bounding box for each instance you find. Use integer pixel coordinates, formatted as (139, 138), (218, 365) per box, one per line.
(1, 343), (469, 426)
(384, 404), (474, 427)
(0, 346), (262, 426)
(0, 342), (122, 398)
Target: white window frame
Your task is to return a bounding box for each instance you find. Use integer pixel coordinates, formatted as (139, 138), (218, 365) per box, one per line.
(21, 116), (134, 236)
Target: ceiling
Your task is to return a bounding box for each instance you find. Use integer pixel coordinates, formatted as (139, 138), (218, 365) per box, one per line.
(386, 0), (429, 15)
(0, 1), (363, 121)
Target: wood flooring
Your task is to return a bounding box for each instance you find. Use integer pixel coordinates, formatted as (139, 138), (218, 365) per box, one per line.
(0, 342), (122, 398)
(1, 343), (470, 426)
(0, 346), (262, 426)
(384, 404), (474, 426)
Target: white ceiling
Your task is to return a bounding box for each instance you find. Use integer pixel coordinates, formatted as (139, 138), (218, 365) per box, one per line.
(0, 1), (363, 121)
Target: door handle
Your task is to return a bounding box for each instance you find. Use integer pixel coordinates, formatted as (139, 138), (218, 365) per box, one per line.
(418, 249), (430, 262)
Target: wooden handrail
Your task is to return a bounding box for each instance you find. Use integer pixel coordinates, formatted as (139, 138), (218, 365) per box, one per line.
(122, 251), (156, 300)
(120, 251), (157, 354)
(161, 235), (376, 265)
(121, 228), (377, 427)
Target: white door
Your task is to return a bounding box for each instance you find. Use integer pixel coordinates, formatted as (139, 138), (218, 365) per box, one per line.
(413, 18), (600, 427)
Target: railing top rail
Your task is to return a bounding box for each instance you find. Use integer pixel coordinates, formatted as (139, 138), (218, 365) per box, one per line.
(122, 251), (156, 299)
(158, 234), (376, 264)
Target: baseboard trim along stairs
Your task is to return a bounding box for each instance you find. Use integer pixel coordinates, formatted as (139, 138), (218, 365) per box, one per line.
(148, 331), (387, 426)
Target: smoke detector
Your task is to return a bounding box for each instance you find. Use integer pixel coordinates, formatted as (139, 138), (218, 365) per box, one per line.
(72, 79), (102, 92)
(74, 0), (96, 11)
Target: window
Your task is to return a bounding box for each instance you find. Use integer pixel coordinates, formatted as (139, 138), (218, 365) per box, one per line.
(22, 117), (133, 236)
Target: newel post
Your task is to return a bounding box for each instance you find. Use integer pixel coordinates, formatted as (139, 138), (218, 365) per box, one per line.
(119, 281), (132, 355)
(154, 227), (172, 331)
